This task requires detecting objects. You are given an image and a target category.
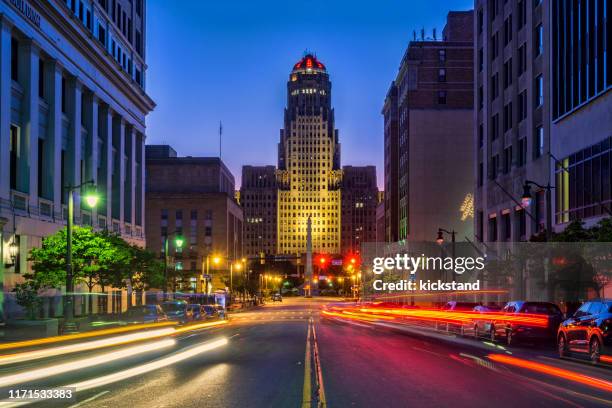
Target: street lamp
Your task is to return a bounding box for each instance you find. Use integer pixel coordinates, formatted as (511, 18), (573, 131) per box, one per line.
(521, 180), (554, 240)
(163, 232), (184, 299)
(64, 180), (98, 330)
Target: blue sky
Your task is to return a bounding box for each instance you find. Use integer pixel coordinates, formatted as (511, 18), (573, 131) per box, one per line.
(145, 0), (473, 189)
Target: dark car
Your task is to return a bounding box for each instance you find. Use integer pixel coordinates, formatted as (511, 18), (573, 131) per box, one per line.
(466, 304), (501, 339)
(490, 301), (563, 346)
(188, 304), (204, 320)
(202, 305), (219, 319)
(271, 293), (283, 302)
(161, 301), (193, 323)
(125, 305), (168, 323)
(557, 299), (612, 364)
(441, 301), (481, 311)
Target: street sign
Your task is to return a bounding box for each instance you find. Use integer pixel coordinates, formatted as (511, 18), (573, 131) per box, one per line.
(331, 259), (343, 266)
(203, 274), (211, 279)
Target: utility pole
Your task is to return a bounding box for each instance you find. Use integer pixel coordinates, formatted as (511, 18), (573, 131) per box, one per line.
(219, 121), (223, 159)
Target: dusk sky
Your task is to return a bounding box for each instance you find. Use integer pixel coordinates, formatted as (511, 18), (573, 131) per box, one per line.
(145, 0), (473, 189)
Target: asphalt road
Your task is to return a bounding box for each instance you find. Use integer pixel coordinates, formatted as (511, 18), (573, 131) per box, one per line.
(3, 297), (611, 408)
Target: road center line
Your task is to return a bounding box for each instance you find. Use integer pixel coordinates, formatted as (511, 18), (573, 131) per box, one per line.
(302, 318), (313, 408)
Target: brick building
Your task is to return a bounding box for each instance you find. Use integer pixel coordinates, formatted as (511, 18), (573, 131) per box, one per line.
(241, 165), (277, 258)
(383, 11), (475, 243)
(341, 166), (378, 254)
(145, 146), (243, 293)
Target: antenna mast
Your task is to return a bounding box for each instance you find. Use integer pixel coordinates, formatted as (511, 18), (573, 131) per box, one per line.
(219, 121), (223, 159)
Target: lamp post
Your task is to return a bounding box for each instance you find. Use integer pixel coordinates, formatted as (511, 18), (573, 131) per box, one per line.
(163, 232), (184, 299)
(521, 180), (554, 240)
(436, 228), (456, 282)
(64, 180), (99, 329)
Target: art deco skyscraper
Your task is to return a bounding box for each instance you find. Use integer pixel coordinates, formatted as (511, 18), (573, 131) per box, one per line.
(277, 54), (342, 255)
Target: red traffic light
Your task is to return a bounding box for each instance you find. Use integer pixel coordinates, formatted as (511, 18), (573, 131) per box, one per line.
(345, 253), (361, 267)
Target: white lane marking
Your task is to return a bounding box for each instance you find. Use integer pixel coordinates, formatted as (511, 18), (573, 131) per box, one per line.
(67, 391), (110, 408)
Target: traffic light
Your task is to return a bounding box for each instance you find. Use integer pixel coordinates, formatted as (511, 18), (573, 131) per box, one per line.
(345, 253), (361, 267)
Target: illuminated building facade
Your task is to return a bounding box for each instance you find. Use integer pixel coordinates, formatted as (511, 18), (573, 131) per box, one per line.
(0, 0), (154, 318)
(277, 54), (342, 255)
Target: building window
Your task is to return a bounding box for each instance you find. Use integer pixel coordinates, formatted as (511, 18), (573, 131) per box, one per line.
(535, 25), (544, 56)
(518, 0), (526, 28)
(61, 77), (67, 113)
(491, 73), (499, 99)
(534, 126), (544, 158)
(491, 113), (499, 140)
(503, 15), (512, 45)
(515, 208), (526, 239)
(518, 90), (527, 121)
(503, 145), (512, 173)
(503, 58), (512, 88)
(38, 59), (45, 98)
(478, 162), (484, 186)
(489, 0), (499, 20)
(502, 212), (511, 241)
(9, 125), (18, 190)
(98, 25), (106, 46)
(478, 124), (484, 148)
(478, 9), (484, 34)
(437, 91), (447, 105)
(438, 49), (446, 63)
(478, 47), (483, 72)
(489, 154), (499, 179)
(535, 75), (544, 107)
(438, 68), (446, 82)
(503, 102), (512, 132)
(518, 43), (527, 75)
(517, 137), (527, 166)
(491, 32), (499, 60)
(488, 217), (497, 242)
(478, 85), (484, 110)
(10, 37), (18, 82)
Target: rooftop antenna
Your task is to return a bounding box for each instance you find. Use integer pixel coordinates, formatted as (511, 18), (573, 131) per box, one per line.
(433, 28), (437, 40)
(413, 30), (416, 41)
(420, 28), (425, 41)
(219, 121), (223, 159)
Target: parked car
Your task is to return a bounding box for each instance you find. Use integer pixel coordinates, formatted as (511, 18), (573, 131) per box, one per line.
(441, 301), (481, 311)
(490, 301), (563, 346)
(161, 300), (193, 323)
(214, 304), (226, 320)
(125, 305), (168, 323)
(557, 299), (612, 364)
(202, 305), (219, 319)
(468, 304), (501, 339)
(188, 304), (204, 320)
(271, 293), (283, 302)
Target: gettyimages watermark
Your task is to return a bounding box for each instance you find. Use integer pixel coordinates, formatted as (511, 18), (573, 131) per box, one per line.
(371, 254), (485, 291)
(360, 241), (612, 302)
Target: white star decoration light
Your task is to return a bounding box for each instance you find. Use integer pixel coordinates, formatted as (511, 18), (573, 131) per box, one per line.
(460, 193), (474, 221)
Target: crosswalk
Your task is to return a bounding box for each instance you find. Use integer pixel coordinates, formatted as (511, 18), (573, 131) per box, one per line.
(230, 310), (315, 322)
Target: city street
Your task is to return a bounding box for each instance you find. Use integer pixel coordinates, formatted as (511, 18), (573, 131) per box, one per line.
(2, 297), (610, 408)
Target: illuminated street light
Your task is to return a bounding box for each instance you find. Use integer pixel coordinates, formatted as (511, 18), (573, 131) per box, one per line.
(174, 236), (184, 249)
(83, 192), (99, 208)
(521, 183), (533, 208)
(213, 256), (221, 265)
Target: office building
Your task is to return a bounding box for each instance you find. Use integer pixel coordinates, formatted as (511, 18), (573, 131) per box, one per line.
(341, 166), (378, 254)
(241, 165), (277, 258)
(277, 54), (342, 255)
(145, 146), (243, 293)
(550, 0), (611, 228)
(0, 0), (154, 317)
(383, 11), (475, 243)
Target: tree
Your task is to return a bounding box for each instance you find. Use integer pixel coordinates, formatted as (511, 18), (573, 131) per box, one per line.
(13, 281), (42, 320)
(29, 226), (134, 315)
